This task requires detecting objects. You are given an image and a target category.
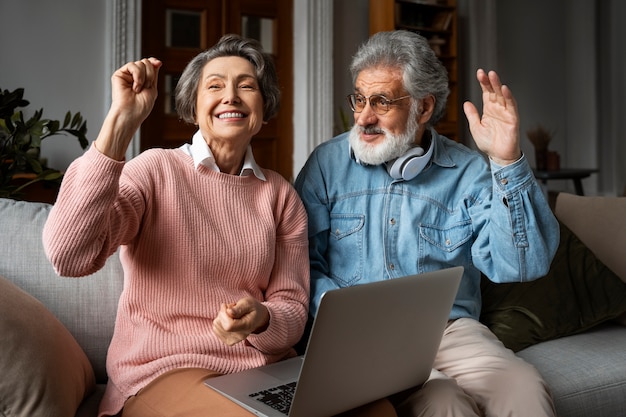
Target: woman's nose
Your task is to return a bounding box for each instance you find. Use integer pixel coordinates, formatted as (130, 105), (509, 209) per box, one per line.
(222, 84), (240, 103)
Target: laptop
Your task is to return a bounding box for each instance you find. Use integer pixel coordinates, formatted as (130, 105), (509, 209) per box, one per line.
(205, 266), (463, 417)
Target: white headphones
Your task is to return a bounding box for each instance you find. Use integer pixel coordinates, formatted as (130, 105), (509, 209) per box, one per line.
(386, 139), (434, 181)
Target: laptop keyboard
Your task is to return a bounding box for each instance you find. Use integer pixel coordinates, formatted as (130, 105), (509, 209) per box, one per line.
(249, 381), (297, 415)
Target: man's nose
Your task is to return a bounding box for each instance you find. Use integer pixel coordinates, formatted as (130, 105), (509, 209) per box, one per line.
(355, 103), (378, 126)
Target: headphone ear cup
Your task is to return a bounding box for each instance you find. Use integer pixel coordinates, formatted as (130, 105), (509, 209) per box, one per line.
(387, 146), (425, 180)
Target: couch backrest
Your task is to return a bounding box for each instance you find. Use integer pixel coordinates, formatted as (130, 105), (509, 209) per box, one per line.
(0, 198), (123, 383)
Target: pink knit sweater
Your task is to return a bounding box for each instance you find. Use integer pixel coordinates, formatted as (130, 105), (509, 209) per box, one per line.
(42, 146), (310, 416)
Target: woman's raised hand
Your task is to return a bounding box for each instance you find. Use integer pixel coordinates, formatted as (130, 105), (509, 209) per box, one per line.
(95, 58), (162, 160)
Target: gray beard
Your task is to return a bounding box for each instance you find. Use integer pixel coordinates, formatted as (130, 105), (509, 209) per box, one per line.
(349, 111), (420, 166)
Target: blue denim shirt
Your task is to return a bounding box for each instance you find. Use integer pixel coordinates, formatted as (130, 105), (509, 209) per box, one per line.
(294, 130), (560, 320)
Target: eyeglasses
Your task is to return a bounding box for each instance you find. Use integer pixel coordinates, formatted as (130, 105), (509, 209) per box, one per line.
(346, 93), (411, 115)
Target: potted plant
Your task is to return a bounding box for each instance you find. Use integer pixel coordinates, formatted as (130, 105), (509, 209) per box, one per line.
(0, 87), (88, 199)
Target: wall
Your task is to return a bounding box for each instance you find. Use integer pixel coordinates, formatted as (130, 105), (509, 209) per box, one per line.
(496, 0), (625, 196)
(497, 1), (570, 163)
(598, 0), (626, 195)
(0, 0), (108, 172)
(496, 0), (601, 195)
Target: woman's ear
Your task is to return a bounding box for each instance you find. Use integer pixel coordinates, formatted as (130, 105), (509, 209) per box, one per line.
(418, 95), (436, 124)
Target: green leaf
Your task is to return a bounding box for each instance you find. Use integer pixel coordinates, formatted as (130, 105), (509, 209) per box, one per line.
(47, 120), (60, 134)
(29, 120), (46, 137)
(30, 135), (42, 149)
(0, 88), (29, 120)
(71, 112), (81, 127)
(0, 117), (13, 134)
(32, 108), (43, 122)
(11, 111), (22, 124)
(63, 111), (71, 128)
(14, 131), (30, 147)
(27, 156), (42, 173)
(39, 169), (63, 181)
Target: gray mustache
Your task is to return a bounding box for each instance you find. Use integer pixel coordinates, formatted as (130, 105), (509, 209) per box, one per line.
(360, 126), (384, 135)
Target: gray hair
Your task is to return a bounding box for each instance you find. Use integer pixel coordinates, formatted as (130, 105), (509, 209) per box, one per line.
(349, 30), (450, 126)
(175, 34), (280, 123)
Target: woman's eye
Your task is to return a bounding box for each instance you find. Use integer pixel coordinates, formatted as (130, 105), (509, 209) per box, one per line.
(207, 83), (222, 90)
(239, 84), (255, 90)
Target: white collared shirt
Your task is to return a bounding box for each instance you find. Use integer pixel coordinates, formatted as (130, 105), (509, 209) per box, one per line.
(179, 130), (266, 181)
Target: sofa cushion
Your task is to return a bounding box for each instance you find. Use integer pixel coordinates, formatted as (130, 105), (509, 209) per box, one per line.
(517, 324), (626, 417)
(0, 198), (124, 383)
(481, 220), (626, 352)
(0, 274), (96, 417)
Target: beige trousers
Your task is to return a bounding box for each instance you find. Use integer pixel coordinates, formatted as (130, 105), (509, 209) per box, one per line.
(120, 367), (397, 417)
(390, 318), (556, 417)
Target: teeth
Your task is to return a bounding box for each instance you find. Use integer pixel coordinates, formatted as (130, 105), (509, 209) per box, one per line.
(218, 112), (244, 119)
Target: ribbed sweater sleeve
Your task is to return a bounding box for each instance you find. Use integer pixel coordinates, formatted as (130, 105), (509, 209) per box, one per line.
(42, 145), (310, 415)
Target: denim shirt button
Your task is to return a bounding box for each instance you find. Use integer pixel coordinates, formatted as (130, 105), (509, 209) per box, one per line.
(389, 263), (395, 270)
(445, 239), (451, 246)
(500, 178), (508, 186)
(390, 218), (396, 225)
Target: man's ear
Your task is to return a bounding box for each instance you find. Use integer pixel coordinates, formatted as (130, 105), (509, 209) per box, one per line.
(418, 95), (436, 124)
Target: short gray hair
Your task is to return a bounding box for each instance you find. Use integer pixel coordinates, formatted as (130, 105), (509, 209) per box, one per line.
(175, 34), (281, 123)
(349, 30), (450, 126)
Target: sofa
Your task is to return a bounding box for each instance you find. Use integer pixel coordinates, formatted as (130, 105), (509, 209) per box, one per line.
(1, 193), (625, 417)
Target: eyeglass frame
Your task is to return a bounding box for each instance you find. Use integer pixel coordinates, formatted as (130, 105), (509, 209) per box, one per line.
(346, 93), (412, 115)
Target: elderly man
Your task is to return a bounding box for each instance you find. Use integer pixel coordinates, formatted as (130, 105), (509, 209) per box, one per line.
(295, 30), (559, 417)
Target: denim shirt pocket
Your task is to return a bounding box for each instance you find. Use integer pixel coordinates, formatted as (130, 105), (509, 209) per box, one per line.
(328, 214), (365, 286)
(419, 221), (473, 265)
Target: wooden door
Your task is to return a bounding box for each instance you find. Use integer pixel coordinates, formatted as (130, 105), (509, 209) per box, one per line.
(141, 0), (294, 179)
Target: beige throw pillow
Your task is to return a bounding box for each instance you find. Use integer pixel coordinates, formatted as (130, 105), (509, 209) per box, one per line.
(0, 275), (95, 417)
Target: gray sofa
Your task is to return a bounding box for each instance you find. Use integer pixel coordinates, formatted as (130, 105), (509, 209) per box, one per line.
(1, 194), (625, 417)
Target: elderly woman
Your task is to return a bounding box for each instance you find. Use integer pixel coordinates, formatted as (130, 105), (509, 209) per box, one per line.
(43, 35), (311, 417)
(44, 34), (395, 417)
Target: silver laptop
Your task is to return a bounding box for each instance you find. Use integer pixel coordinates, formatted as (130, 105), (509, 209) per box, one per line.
(205, 266), (463, 417)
